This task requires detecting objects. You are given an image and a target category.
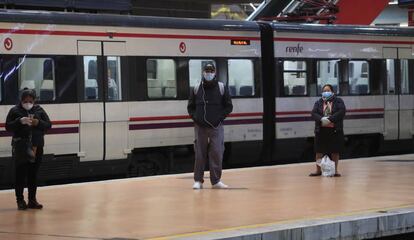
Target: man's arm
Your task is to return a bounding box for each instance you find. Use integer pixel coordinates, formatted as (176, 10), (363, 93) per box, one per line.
(187, 88), (196, 120)
(222, 87), (233, 118)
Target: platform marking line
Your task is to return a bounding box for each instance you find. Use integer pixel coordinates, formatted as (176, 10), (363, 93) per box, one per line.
(0, 230), (102, 239)
(149, 204), (414, 240)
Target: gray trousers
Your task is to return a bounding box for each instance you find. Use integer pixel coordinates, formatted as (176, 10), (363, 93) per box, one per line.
(193, 124), (224, 185)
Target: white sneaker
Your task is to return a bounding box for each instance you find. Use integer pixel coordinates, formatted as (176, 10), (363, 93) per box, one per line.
(193, 181), (203, 189)
(212, 181), (228, 189)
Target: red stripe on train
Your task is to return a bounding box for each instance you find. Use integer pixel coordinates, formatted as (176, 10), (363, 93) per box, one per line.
(275, 108), (384, 116)
(129, 112), (263, 122)
(275, 37), (413, 45)
(52, 120), (80, 125)
(0, 120), (79, 128)
(0, 28), (260, 41)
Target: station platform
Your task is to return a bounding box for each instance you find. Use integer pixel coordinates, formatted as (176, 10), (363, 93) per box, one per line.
(1, 154), (414, 240)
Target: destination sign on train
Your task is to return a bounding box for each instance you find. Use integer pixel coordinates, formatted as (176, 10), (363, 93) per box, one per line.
(231, 39), (250, 45)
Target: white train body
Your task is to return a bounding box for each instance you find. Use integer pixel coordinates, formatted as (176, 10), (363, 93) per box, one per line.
(0, 11), (413, 185)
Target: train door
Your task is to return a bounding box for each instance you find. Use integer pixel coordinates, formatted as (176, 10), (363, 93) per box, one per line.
(77, 41), (128, 161)
(397, 48), (414, 140)
(383, 47), (413, 140)
(383, 47), (399, 140)
(102, 42), (129, 160)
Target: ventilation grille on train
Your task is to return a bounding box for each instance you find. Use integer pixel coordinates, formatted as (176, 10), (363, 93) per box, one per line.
(38, 157), (74, 180)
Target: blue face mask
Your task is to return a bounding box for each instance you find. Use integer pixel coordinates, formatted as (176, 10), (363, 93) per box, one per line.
(203, 72), (216, 81)
(322, 91), (333, 99)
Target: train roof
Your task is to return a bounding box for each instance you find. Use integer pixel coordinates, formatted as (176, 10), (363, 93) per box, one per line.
(1, 10), (413, 37)
(270, 22), (414, 37)
(0, 9), (259, 32)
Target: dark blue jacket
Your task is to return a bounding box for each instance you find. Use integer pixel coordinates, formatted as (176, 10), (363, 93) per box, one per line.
(187, 81), (233, 128)
(311, 96), (346, 133)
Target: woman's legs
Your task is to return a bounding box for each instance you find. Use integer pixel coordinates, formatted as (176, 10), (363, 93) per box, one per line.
(27, 147), (43, 209)
(309, 152), (323, 176)
(331, 152), (340, 175)
(315, 152), (323, 173)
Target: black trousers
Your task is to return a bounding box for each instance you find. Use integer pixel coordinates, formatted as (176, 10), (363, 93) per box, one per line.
(14, 146), (43, 201)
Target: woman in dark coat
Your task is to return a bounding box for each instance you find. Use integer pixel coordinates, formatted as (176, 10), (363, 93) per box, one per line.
(310, 84), (346, 177)
(6, 89), (52, 210)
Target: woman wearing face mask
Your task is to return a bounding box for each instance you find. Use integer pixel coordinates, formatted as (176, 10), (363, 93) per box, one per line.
(5, 88), (52, 210)
(310, 84), (346, 177)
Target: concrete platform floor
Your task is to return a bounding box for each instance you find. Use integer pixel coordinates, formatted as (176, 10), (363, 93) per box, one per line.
(1, 154), (414, 240)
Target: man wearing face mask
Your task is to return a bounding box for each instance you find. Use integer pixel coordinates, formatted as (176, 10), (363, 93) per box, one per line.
(310, 84), (346, 177)
(6, 88), (52, 210)
(187, 63), (233, 189)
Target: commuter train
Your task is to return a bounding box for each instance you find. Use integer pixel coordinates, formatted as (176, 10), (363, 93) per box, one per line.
(0, 10), (413, 187)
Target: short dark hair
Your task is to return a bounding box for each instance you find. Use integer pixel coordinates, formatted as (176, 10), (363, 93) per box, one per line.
(322, 84), (334, 92)
(20, 88), (36, 101)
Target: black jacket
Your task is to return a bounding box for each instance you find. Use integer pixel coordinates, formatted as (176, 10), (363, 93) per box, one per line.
(6, 104), (52, 147)
(187, 81), (233, 128)
(311, 96), (346, 133)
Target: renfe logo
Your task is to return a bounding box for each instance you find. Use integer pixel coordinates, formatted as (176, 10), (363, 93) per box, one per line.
(179, 42), (186, 53)
(4, 37), (13, 51)
(286, 44), (303, 55)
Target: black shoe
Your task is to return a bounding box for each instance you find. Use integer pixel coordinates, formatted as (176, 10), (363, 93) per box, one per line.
(17, 200), (28, 210)
(28, 199), (43, 209)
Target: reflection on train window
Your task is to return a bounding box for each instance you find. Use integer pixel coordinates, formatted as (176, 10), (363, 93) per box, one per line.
(189, 59), (216, 88)
(283, 61), (307, 96)
(317, 60), (339, 94)
(349, 60), (369, 95)
(386, 59), (395, 94)
(107, 57), (122, 101)
(401, 60), (410, 95)
(228, 59), (254, 96)
(147, 59), (177, 99)
(18, 57), (56, 101)
(83, 56), (98, 100)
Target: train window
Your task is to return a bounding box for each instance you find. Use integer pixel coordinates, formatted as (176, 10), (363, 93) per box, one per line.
(401, 60), (410, 95)
(147, 59), (177, 99)
(349, 60), (370, 95)
(283, 61), (307, 96)
(386, 59), (396, 94)
(228, 59), (254, 96)
(189, 59), (216, 88)
(317, 60), (339, 94)
(107, 57), (122, 101)
(83, 56), (99, 100)
(18, 57), (56, 101)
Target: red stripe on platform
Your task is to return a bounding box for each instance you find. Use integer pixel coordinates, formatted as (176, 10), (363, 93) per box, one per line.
(0, 28), (260, 41)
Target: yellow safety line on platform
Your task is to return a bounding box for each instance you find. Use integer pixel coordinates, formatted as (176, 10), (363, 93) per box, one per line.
(149, 204), (414, 240)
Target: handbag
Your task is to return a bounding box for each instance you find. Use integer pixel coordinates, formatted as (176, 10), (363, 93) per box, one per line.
(12, 137), (35, 163)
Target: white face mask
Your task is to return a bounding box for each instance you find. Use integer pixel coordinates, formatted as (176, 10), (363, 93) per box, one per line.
(203, 72), (216, 81)
(22, 103), (33, 111)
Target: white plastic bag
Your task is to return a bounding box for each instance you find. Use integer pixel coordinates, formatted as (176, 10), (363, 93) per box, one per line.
(316, 155), (335, 177)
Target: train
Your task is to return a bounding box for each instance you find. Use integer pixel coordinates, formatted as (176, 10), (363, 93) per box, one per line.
(0, 10), (413, 187)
